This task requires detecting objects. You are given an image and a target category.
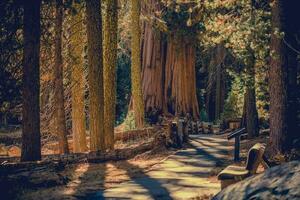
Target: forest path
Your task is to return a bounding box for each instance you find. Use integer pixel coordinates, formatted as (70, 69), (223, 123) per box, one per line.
(89, 134), (231, 200)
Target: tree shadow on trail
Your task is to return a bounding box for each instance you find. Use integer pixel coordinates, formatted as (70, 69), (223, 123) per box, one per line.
(112, 161), (173, 200)
(71, 163), (107, 200)
(73, 160), (172, 199)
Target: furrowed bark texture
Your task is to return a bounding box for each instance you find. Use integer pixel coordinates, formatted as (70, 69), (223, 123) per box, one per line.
(140, 0), (200, 119)
(70, 2), (87, 153)
(244, 87), (259, 138)
(141, 0), (166, 114)
(86, 0), (105, 151)
(103, 0), (118, 150)
(164, 38), (199, 119)
(54, 0), (69, 154)
(245, 50), (259, 139)
(21, 0), (42, 162)
(131, 0), (145, 128)
(269, 0), (299, 154)
(206, 45), (226, 121)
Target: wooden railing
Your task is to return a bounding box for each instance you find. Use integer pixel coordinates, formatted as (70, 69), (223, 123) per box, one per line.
(227, 128), (247, 161)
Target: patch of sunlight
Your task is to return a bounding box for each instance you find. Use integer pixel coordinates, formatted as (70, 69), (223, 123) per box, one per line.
(104, 162), (131, 187)
(63, 164), (90, 195)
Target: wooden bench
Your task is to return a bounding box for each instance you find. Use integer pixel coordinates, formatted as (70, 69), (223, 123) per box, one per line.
(218, 143), (266, 189)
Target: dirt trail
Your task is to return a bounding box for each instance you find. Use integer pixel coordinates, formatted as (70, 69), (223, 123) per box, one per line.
(13, 135), (231, 200)
(89, 135), (231, 200)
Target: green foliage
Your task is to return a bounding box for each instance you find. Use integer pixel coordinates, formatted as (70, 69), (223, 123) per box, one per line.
(221, 92), (242, 121)
(115, 51), (131, 125)
(202, 0), (271, 67)
(0, 0), (22, 125)
(123, 110), (136, 131)
(221, 71), (245, 120)
(255, 64), (269, 120)
(161, 1), (205, 40)
(200, 108), (209, 122)
(201, 0), (271, 123)
(0, 68), (20, 112)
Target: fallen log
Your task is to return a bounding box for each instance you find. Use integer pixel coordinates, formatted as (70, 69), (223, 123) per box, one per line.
(0, 138), (158, 167)
(114, 127), (156, 142)
(87, 142), (154, 163)
(0, 140), (158, 199)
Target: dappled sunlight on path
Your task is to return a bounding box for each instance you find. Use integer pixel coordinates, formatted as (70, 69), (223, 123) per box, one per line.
(90, 135), (231, 200)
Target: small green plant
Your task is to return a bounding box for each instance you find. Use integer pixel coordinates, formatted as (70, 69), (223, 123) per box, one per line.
(221, 92), (242, 121)
(123, 111), (136, 131)
(200, 108), (209, 122)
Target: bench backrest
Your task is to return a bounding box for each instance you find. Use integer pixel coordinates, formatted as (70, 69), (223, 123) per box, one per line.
(245, 143), (265, 174)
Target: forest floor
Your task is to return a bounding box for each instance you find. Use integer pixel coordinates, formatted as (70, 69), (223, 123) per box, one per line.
(0, 129), (270, 200)
(12, 134), (230, 200)
(88, 135), (231, 200)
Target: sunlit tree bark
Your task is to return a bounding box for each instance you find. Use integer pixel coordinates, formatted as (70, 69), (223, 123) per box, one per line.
(103, 0), (118, 149)
(86, 0), (105, 151)
(54, 0), (69, 154)
(164, 37), (199, 119)
(70, 2), (87, 153)
(141, 0), (199, 119)
(141, 0), (166, 114)
(131, 0), (145, 128)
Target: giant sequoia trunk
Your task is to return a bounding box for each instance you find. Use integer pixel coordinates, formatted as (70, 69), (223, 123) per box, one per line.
(103, 0), (118, 149)
(140, 0), (200, 119)
(54, 0), (69, 154)
(141, 0), (166, 113)
(164, 38), (199, 118)
(21, 0), (41, 161)
(86, 0), (105, 151)
(70, 2), (87, 153)
(269, 0), (299, 154)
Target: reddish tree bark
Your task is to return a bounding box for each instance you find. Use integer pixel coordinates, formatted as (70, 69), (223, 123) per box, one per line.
(269, 0), (299, 154)
(21, 0), (42, 162)
(164, 37), (199, 119)
(141, 0), (166, 113)
(54, 0), (69, 154)
(86, 0), (105, 151)
(140, 0), (200, 119)
(206, 45), (227, 121)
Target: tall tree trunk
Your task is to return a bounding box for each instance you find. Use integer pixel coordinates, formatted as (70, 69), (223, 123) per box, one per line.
(288, 53), (298, 143)
(131, 0), (145, 128)
(270, 0), (299, 154)
(141, 0), (166, 113)
(214, 45), (226, 120)
(104, 0), (118, 150)
(54, 0), (69, 154)
(70, 2), (87, 153)
(21, 0), (41, 162)
(215, 62), (222, 120)
(241, 94), (247, 128)
(140, 1), (200, 119)
(244, 87), (259, 138)
(244, 50), (259, 138)
(243, 3), (259, 139)
(164, 37), (199, 119)
(285, 3), (299, 147)
(86, 0), (105, 151)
